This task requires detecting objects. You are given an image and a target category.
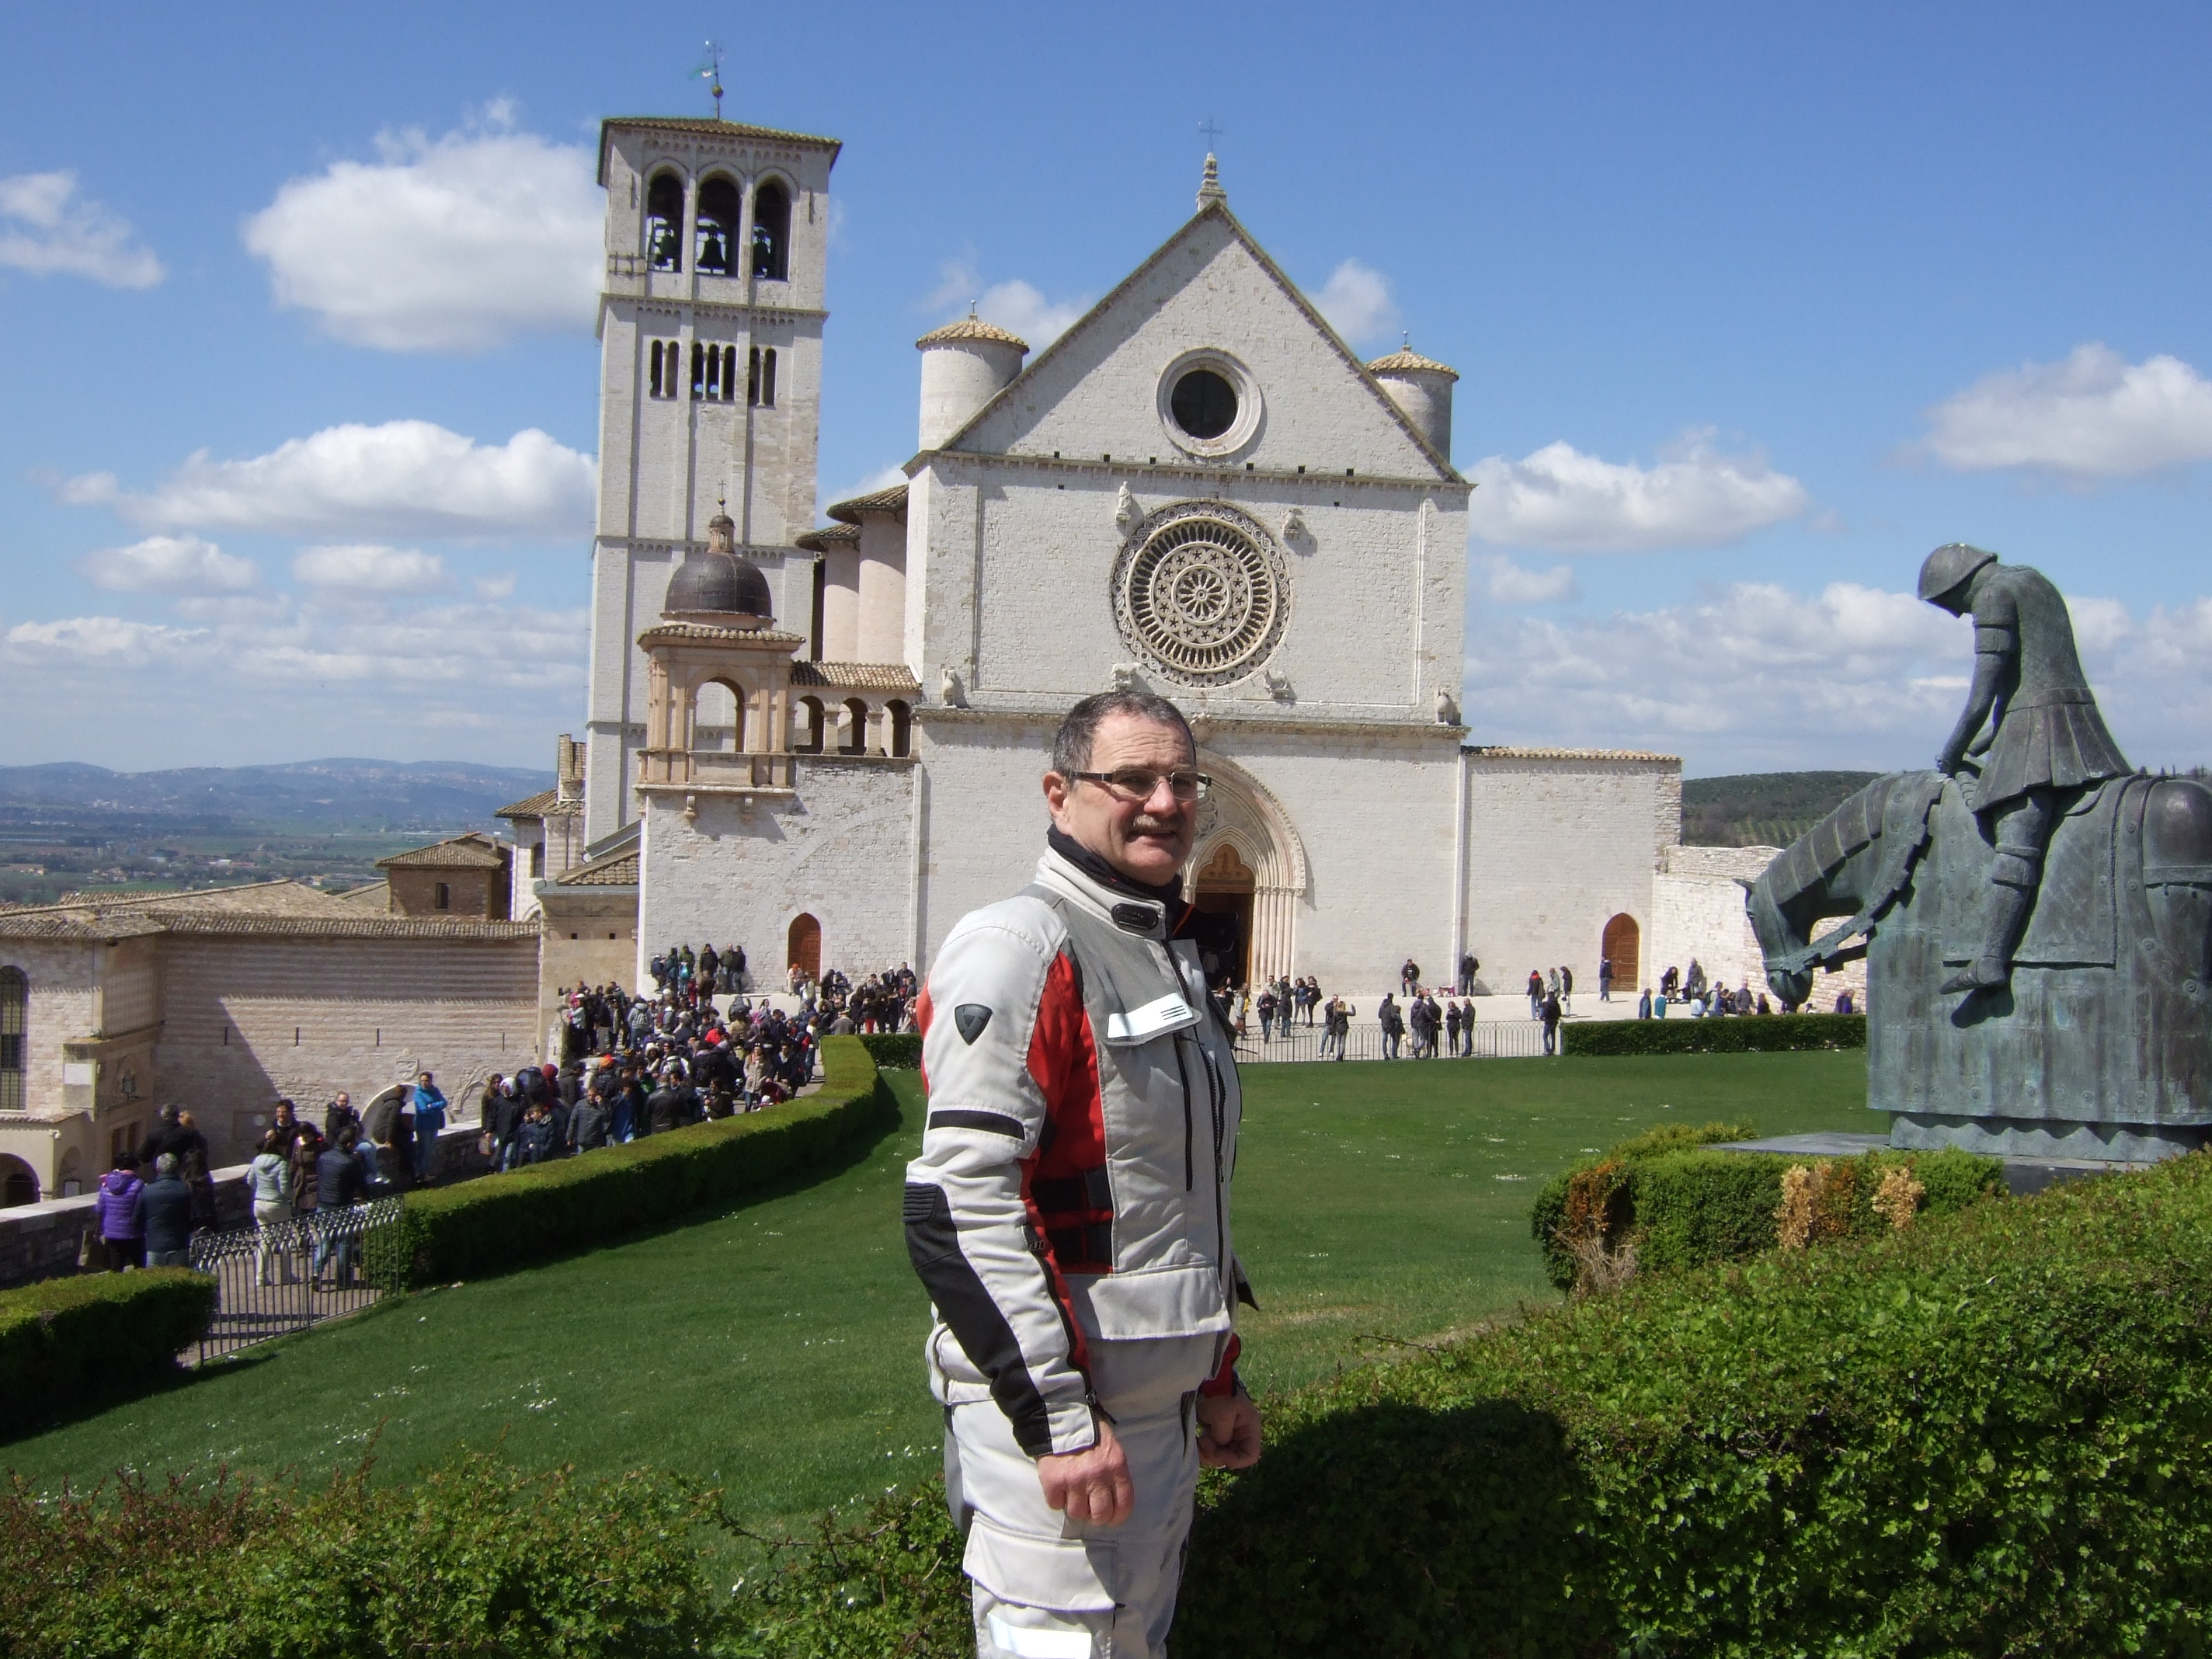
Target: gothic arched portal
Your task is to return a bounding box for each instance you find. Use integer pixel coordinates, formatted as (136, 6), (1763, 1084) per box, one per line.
(1186, 753), (1306, 986)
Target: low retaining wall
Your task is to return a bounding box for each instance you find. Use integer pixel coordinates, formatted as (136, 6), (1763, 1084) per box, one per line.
(0, 1123), (485, 1289)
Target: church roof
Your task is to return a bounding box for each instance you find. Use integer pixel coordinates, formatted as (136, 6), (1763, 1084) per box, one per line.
(0, 878), (530, 941)
(795, 522), (861, 551)
(495, 788), (583, 820)
(597, 116), (841, 183)
(636, 621), (808, 649)
(792, 661), (923, 692)
(916, 315), (1029, 351)
(921, 200), (1462, 483)
(1464, 745), (1682, 764)
(554, 845), (641, 888)
(376, 833), (507, 872)
(1367, 346), (1460, 381)
(825, 483), (909, 523)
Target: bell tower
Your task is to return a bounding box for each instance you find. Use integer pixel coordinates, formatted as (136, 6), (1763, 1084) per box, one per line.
(583, 113), (841, 842)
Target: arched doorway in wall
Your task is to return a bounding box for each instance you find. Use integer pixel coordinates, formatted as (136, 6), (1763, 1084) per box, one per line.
(1191, 843), (1256, 989)
(787, 913), (822, 985)
(1188, 753), (1308, 987)
(1602, 913), (1641, 989)
(0, 1155), (37, 1209)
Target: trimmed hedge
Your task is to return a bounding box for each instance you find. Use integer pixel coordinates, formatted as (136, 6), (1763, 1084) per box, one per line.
(0, 1452), (721, 1657)
(383, 1035), (894, 1289)
(858, 1031), (922, 1070)
(0, 1270), (214, 1434)
(1563, 1010), (1866, 1056)
(1531, 1142), (2005, 1291)
(736, 1153), (2212, 1656)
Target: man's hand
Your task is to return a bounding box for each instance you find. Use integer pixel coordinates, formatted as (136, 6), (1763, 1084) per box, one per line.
(1038, 1416), (1134, 1526)
(1196, 1391), (1261, 1469)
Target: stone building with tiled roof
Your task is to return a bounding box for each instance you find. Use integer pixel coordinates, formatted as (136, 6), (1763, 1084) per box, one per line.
(545, 118), (1684, 1003)
(0, 880), (535, 1201)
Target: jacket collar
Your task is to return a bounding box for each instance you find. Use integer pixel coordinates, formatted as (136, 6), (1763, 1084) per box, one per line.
(1035, 843), (1188, 941)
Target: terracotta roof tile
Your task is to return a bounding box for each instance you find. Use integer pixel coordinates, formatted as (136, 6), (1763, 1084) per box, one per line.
(1367, 346), (1460, 381)
(555, 847), (640, 888)
(791, 661), (923, 692)
(795, 523), (861, 552)
(825, 483), (909, 524)
(636, 621), (808, 648)
(495, 788), (582, 819)
(916, 315), (1029, 351)
(1466, 745), (1680, 763)
(374, 833), (507, 871)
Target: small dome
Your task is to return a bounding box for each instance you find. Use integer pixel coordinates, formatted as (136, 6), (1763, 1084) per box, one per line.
(916, 315), (1030, 352)
(663, 514), (772, 621)
(1367, 345), (1460, 382)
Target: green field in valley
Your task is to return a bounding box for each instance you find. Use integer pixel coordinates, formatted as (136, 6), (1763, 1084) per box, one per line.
(5, 1050), (1871, 1532)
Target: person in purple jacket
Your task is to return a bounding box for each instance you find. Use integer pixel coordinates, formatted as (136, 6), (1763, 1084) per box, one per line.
(97, 1155), (145, 1271)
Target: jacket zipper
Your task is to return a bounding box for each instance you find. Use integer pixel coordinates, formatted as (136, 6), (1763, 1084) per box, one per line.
(1173, 1033), (1195, 1191)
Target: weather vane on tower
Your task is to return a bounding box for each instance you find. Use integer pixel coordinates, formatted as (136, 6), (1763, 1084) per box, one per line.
(697, 41), (726, 120)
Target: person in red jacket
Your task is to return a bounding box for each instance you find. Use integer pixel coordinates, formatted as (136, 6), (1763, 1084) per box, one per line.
(905, 691), (1261, 1659)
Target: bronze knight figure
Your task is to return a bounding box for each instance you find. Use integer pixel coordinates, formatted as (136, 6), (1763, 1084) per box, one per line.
(1920, 543), (2132, 995)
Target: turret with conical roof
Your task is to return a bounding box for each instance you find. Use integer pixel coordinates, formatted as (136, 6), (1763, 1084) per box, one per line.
(1367, 338), (1459, 461)
(916, 306), (1029, 449)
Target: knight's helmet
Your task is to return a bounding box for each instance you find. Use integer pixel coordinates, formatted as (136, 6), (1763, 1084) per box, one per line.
(1918, 542), (1998, 607)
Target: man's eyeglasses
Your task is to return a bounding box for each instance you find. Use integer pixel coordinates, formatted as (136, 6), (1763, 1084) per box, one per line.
(1067, 768), (1212, 803)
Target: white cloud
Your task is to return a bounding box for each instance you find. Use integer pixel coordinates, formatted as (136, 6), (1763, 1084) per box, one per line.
(242, 113), (600, 353)
(1461, 579), (2212, 772)
(0, 171), (163, 288)
(292, 544), (450, 593)
(5, 616), (203, 658)
(923, 258), (1089, 350)
(1309, 259), (1398, 349)
(826, 464), (908, 512)
(77, 534), (256, 595)
(1466, 430), (1811, 552)
(1477, 554), (1581, 605)
(78, 419), (596, 539)
(1919, 343), (2212, 478)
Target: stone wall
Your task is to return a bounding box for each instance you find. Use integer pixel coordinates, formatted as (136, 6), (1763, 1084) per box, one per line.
(636, 756), (920, 986)
(537, 885), (641, 1042)
(152, 934), (538, 1166)
(1462, 752), (1679, 995)
(1650, 844), (1867, 1009)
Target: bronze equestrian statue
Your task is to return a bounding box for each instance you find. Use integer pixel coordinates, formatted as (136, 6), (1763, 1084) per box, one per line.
(1748, 546), (2212, 1163)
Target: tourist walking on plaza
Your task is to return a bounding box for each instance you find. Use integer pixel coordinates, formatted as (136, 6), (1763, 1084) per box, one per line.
(1445, 997), (1462, 1057)
(96, 1155), (145, 1271)
(311, 1128), (367, 1286)
(248, 1130), (296, 1286)
(1540, 989), (1563, 1055)
(1598, 955), (1613, 1002)
(1560, 965), (1574, 1016)
(1379, 993), (1404, 1059)
(903, 691), (1259, 1659)
(1526, 969), (1543, 1020)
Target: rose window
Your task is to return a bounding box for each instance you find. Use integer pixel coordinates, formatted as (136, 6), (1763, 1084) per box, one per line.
(1113, 503), (1289, 687)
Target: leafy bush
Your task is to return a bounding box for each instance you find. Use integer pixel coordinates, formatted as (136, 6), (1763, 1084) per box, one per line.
(383, 1037), (894, 1289)
(1563, 1012), (1866, 1056)
(711, 1155), (2212, 1655)
(1532, 1144), (2005, 1291)
(0, 1270), (214, 1434)
(858, 1032), (922, 1070)
(1605, 1118), (1755, 1160)
(0, 1451), (722, 1657)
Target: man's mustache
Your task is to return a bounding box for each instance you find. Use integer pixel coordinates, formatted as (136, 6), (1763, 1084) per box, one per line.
(1129, 816), (1184, 836)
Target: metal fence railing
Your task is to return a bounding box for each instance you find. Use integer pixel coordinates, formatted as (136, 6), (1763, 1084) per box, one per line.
(1232, 1017), (1552, 1063)
(188, 1196), (403, 1364)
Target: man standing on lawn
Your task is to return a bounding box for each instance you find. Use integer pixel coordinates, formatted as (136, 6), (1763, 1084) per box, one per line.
(905, 690), (1262, 1659)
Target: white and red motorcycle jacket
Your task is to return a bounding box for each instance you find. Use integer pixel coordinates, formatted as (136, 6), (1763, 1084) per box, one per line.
(904, 845), (1249, 1458)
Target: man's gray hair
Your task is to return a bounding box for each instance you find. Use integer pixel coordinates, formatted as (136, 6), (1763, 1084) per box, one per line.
(155, 1153), (179, 1178)
(1051, 690), (1195, 777)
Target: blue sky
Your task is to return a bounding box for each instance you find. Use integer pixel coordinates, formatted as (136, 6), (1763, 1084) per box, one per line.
(2, 0), (2210, 775)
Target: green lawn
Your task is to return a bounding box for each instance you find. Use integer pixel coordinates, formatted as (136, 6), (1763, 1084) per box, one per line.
(5, 1051), (1869, 1531)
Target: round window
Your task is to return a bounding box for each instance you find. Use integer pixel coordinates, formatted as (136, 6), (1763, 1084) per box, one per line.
(1112, 502), (1290, 688)
(1170, 368), (1240, 440)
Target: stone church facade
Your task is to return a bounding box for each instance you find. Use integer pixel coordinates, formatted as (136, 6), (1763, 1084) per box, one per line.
(521, 112), (1685, 1000)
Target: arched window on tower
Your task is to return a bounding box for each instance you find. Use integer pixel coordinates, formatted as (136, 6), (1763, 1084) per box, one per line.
(645, 172), (684, 272)
(691, 343), (739, 402)
(649, 339), (683, 400)
(886, 700), (912, 758)
(0, 966), (24, 1112)
(840, 697), (869, 756)
(748, 346), (777, 408)
(695, 176), (739, 275)
(750, 180), (791, 280)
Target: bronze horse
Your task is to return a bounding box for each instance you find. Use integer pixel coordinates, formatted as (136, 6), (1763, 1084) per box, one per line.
(1746, 768), (2212, 1160)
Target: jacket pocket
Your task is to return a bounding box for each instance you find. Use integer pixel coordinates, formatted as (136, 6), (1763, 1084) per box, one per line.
(1069, 1261), (1229, 1341)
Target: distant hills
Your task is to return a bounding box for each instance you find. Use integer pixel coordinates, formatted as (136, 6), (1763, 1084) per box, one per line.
(0, 759), (555, 836)
(1682, 771), (1881, 848)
